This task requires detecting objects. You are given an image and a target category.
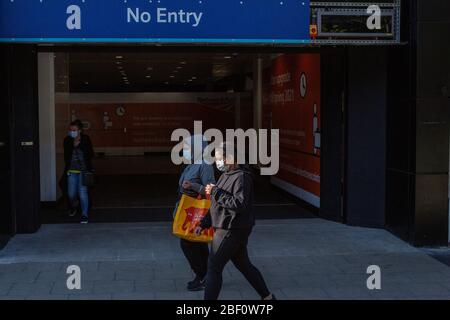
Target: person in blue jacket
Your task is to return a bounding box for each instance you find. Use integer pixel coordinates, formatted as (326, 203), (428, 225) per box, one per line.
(174, 135), (215, 291)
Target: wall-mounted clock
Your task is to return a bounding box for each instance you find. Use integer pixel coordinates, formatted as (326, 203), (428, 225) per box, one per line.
(116, 106), (126, 117)
(300, 73), (307, 98)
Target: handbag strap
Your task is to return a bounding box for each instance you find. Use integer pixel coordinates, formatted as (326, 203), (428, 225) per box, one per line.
(74, 146), (88, 173)
(197, 194), (211, 200)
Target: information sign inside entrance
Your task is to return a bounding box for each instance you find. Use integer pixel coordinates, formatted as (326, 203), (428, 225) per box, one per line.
(0, 0), (310, 44)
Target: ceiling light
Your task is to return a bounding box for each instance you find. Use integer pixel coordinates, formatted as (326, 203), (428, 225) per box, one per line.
(180, 61), (186, 64)
(170, 75), (175, 78)
(224, 56), (232, 59)
(115, 56), (123, 59)
(146, 75), (151, 78)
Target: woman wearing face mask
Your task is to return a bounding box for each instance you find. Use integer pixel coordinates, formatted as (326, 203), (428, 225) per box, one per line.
(63, 120), (94, 224)
(174, 135), (216, 291)
(196, 142), (275, 301)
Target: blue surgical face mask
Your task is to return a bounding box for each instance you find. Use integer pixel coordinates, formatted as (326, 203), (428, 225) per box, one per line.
(183, 149), (191, 162)
(215, 159), (229, 172)
(69, 130), (79, 139)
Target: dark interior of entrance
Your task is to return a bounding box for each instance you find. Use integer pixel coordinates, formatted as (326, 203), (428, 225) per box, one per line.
(40, 51), (321, 223)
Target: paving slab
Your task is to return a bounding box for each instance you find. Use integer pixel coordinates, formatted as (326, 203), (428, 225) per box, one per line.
(0, 219), (449, 300)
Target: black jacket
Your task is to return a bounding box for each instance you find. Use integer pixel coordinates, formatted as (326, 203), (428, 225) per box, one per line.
(201, 166), (255, 230)
(63, 134), (94, 173)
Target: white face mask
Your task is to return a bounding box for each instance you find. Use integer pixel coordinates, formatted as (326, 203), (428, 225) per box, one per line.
(69, 130), (79, 139)
(215, 159), (229, 172)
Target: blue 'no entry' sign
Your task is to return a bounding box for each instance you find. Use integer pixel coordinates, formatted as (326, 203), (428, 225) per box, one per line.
(0, 0), (311, 44)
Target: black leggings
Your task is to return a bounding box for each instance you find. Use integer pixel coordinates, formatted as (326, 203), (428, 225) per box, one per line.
(205, 228), (270, 300)
(180, 238), (209, 279)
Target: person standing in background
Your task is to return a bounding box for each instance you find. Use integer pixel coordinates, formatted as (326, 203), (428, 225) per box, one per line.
(63, 120), (94, 224)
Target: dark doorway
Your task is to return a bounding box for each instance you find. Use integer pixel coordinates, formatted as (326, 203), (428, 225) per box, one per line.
(40, 50), (318, 224)
(319, 50), (346, 223)
(345, 47), (387, 228)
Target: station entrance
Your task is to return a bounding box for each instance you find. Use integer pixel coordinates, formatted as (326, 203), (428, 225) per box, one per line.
(0, 41), (413, 244)
(39, 50), (325, 223)
(1, 0), (449, 247)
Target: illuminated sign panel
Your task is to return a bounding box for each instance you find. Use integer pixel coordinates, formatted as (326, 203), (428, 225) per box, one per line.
(0, 0), (311, 44)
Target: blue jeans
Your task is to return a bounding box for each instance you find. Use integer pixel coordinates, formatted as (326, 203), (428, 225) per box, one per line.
(67, 172), (89, 217)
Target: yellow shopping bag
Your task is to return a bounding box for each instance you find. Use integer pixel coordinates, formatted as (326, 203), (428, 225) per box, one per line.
(172, 194), (214, 243)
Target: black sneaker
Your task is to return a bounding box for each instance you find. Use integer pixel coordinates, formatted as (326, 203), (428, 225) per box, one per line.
(187, 276), (206, 291)
(69, 199), (79, 217)
(80, 216), (89, 224)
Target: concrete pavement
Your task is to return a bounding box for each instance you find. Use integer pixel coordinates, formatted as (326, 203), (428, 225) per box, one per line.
(0, 219), (449, 300)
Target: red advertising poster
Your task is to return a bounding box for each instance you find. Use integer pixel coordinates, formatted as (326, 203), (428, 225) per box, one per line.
(265, 54), (321, 206)
(277, 148), (320, 198)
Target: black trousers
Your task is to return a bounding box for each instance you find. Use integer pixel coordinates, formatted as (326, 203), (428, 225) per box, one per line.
(180, 238), (209, 279)
(205, 228), (270, 300)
